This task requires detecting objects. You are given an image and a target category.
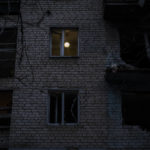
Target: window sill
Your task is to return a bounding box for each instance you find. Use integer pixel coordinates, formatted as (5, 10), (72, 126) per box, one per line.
(49, 56), (80, 58)
(47, 123), (79, 126)
(0, 126), (10, 129)
(0, 76), (15, 79)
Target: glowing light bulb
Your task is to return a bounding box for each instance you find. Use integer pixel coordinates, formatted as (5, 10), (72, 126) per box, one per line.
(64, 42), (70, 48)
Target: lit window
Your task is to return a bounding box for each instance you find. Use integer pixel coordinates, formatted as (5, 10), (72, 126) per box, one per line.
(0, 28), (17, 77)
(0, 91), (12, 128)
(48, 90), (79, 124)
(51, 28), (78, 57)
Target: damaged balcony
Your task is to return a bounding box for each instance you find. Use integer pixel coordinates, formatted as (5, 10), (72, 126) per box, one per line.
(105, 12), (150, 131)
(105, 67), (150, 86)
(0, 28), (17, 78)
(103, 0), (150, 22)
(105, 28), (150, 86)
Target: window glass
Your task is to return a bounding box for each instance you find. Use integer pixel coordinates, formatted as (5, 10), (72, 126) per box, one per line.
(64, 29), (78, 56)
(49, 91), (78, 124)
(51, 29), (62, 56)
(50, 92), (62, 123)
(51, 28), (78, 57)
(64, 92), (78, 123)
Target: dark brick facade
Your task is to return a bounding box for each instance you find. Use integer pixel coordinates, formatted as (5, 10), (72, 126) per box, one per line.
(0, 0), (150, 150)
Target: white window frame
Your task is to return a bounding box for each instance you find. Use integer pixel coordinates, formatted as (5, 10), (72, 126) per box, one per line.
(47, 90), (79, 125)
(50, 28), (79, 57)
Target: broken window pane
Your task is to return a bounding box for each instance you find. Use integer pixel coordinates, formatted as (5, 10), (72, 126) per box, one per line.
(64, 92), (78, 123)
(122, 92), (150, 131)
(120, 30), (150, 68)
(50, 92), (62, 123)
(49, 91), (78, 124)
(64, 29), (78, 56)
(51, 29), (62, 56)
(0, 91), (12, 127)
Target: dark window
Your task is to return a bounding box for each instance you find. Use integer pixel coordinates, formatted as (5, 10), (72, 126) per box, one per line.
(49, 92), (62, 123)
(0, 0), (19, 15)
(0, 28), (17, 77)
(122, 92), (150, 131)
(120, 30), (150, 68)
(51, 28), (78, 57)
(49, 90), (79, 124)
(0, 91), (12, 128)
(64, 92), (78, 123)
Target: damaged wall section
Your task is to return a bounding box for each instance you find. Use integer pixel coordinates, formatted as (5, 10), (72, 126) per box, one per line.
(107, 87), (150, 149)
(120, 29), (150, 68)
(122, 91), (150, 131)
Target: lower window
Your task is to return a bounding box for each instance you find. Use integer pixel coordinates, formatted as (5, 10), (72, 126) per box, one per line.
(0, 91), (12, 128)
(122, 92), (150, 131)
(48, 90), (79, 125)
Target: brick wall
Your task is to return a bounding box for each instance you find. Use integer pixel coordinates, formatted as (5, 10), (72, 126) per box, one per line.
(0, 0), (149, 150)
(9, 0), (108, 148)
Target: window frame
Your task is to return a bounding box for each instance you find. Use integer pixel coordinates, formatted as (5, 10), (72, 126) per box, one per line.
(47, 89), (80, 125)
(49, 28), (79, 57)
